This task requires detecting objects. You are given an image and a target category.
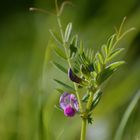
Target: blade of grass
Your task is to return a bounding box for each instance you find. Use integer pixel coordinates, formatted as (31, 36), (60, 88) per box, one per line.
(114, 90), (140, 140)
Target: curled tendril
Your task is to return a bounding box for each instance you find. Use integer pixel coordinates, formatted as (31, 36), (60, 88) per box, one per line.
(55, 0), (73, 16)
(29, 7), (56, 16)
(58, 1), (73, 16)
(29, 0), (73, 16)
(29, 1), (73, 17)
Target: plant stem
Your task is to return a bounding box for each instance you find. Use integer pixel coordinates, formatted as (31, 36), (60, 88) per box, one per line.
(56, 13), (87, 140)
(57, 16), (86, 140)
(80, 118), (87, 140)
(86, 88), (97, 111)
(56, 16), (83, 112)
(86, 91), (94, 111)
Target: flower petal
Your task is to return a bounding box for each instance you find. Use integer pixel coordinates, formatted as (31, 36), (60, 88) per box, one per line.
(59, 92), (70, 110)
(64, 105), (76, 117)
(70, 94), (79, 111)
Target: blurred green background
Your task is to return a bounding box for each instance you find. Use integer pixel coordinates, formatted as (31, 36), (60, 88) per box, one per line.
(0, 0), (140, 140)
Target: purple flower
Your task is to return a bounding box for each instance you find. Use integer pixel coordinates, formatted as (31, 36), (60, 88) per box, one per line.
(64, 105), (75, 117)
(60, 92), (79, 117)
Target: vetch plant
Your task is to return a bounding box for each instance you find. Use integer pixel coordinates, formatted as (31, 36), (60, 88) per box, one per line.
(30, 1), (135, 140)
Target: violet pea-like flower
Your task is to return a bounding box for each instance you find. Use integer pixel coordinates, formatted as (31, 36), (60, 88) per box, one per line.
(60, 92), (79, 117)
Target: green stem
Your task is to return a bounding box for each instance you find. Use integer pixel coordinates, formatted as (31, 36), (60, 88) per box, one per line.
(57, 16), (86, 140)
(86, 91), (94, 110)
(80, 118), (87, 140)
(86, 88), (97, 111)
(56, 16), (83, 112)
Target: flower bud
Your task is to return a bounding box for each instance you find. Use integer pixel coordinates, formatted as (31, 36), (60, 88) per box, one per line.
(68, 68), (82, 83)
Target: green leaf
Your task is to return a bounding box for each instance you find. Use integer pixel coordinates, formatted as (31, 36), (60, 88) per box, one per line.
(80, 52), (89, 65)
(65, 22), (72, 42)
(54, 79), (74, 90)
(107, 48), (125, 62)
(54, 105), (63, 112)
(119, 27), (136, 40)
(97, 61), (125, 84)
(82, 93), (90, 102)
(49, 29), (62, 45)
(91, 71), (97, 79)
(70, 44), (77, 58)
(79, 40), (84, 54)
(71, 34), (78, 47)
(87, 114), (93, 124)
(80, 64), (90, 77)
(85, 48), (94, 63)
(89, 49), (94, 63)
(52, 61), (67, 74)
(90, 91), (102, 111)
(101, 44), (108, 58)
(107, 34), (116, 51)
(73, 63), (80, 73)
(76, 55), (83, 66)
(73, 66), (79, 74)
(97, 67), (114, 84)
(94, 59), (101, 73)
(69, 35), (78, 58)
(53, 45), (67, 60)
(106, 61), (125, 70)
(95, 52), (103, 64)
(56, 88), (64, 94)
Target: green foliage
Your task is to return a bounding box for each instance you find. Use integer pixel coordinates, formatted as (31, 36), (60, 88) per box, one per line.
(50, 15), (134, 123)
(94, 59), (101, 74)
(52, 61), (67, 74)
(64, 22), (72, 42)
(56, 88), (64, 94)
(101, 44), (108, 59)
(87, 114), (94, 124)
(0, 0), (140, 140)
(53, 45), (67, 59)
(54, 79), (74, 91)
(97, 61), (125, 84)
(90, 91), (102, 111)
(69, 35), (78, 58)
(54, 105), (63, 111)
(107, 48), (125, 61)
(70, 44), (77, 58)
(95, 52), (104, 64)
(0, 0), (139, 140)
(107, 34), (116, 51)
(82, 93), (90, 102)
(49, 29), (63, 45)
